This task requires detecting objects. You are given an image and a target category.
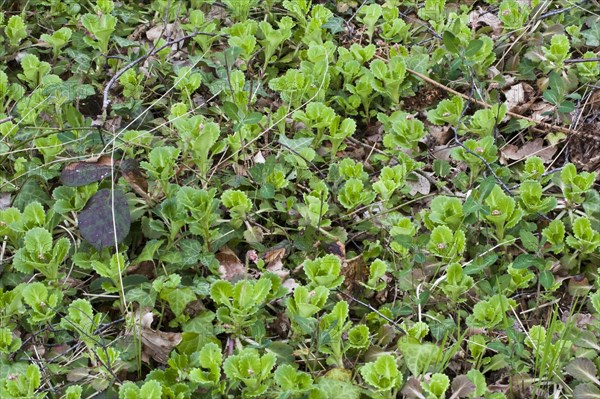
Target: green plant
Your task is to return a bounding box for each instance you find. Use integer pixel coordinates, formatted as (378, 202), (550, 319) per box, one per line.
(223, 348), (276, 397)
(466, 294), (516, 329)
(360, 354), (403, 397)
(499, 0), (530, 31)
(1, 364), (45, 399)
(40, 27), (72, 60)
(518, 180), (556, 215)
(210, 274), (284, 336)
(558, 163), (596, 205)
(12, 227), (70, 280)
(483, 185), (524, 240)
(221, 189), (252, 229)
(81, 0), (117, 55)
(369, 56), (408, 105)
(304, 254), (344, 290)
(2, 1), (597, 397)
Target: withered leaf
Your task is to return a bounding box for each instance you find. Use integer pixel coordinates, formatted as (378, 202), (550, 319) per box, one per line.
(120, 158), (149, 198)
(216, 247), (246, 281)
(501, 138), (557, 163)
(131, 311), (183, 365)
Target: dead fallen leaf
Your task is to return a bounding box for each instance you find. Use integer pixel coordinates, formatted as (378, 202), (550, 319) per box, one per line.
(216, 247), (246, 281)
(266, 256), (286, 278)
(146, 23), (175, 42)
(67, 368), (90, 382)
(431, 145), (453, 162)
(529, 101), (555, 122)
(428, 125), (452, 145)
(0, 192), (11, 210)
(342, 254), (367, 294)
(120, 158), (149, 199)
(406, 172), (431, 196)
(469, 7), (502, 36)
(261, 244), (297, 289)
(325, 241), (346, 260)
(129, 311), (182, 365)
(253, 151), (266, 164)
(503, 83), (535, 114)
(125, 260), (156, 279)
(262, 246), (287, 264)
(103, 116), (122, 134)
(500, 138), (557, 163)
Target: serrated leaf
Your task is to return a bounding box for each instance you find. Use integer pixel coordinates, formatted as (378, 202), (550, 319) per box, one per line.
(79, 189), (131, 250)
(565, 358), (600, 385)
(574, 383), (600, 399)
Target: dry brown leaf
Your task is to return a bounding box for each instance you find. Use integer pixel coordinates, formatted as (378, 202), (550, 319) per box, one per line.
(120, 158), (149, 198)
(469, 7), (502, 36)
(503, 83), (535, 114)
(102, 115), (122, 133)
(342, 255), (367, 294)
(0, 192), (11, 210)
(282, 278), (299, 291)
(146, 23), (175, 42)
(501, 138), (557, 163)
(126, 260), (156, 279)
(253, 151), (266, 164)
(431, 145), (453, 162)
(324, 241), (345, 260)
(529, 101), (555, 122)
(406, 172), (431, 196)
(428, 125), (452, 145)
(262, 246), (287, 264)
(216, 247), (246, 281)
(266, 257), (287, 279)
(136, 311), (182, 364)
(262, 246), (297, 288)
(67, 368), (90, 382)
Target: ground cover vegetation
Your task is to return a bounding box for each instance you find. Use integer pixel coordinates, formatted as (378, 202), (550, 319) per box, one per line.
(0, 0), (599, 397)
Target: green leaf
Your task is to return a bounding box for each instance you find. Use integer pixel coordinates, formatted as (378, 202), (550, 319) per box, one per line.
(443, 31), (460, 54)
(465, 39), (483, 58)
(347, 324), (370, 349)
(422, 373), (450, 399)
(519, 230), (539, 253)
(360, 353), (402, 392)
(397, 337), (441, 376)
(210, 280), (233, 306)
(304, 254), (344, 289)
(139, 380), (162, 399)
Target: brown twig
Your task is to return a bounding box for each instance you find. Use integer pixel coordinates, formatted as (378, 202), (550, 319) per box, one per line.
(565, 57), (600, 64)
(0, 115), (14, 125)
(406, 68), (600, 142)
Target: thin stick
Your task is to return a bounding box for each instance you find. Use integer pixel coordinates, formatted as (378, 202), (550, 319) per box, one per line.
(405, 68), (600, 142)
(565, 57), (600, 64)
(0, 116), (14, 124)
